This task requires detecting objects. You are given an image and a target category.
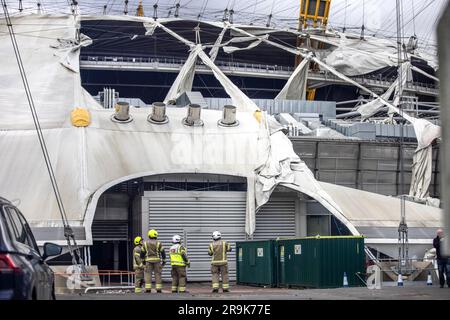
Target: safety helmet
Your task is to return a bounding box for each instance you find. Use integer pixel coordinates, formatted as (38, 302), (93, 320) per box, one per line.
(172, 234), (181, 244)
(148, 229), (158, 239)
(212, 230), (221, 240)
(134, 236), (142, 246)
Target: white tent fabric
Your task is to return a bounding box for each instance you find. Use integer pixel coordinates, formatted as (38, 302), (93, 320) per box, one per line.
(310, 31), (438, 76)
(197, 49), (260, 113)
(409, 119), (441, 198)
(356, 81), (397, 120)
(410, 64), (440, 82)
(320, 182), (442, 228)
(0, 14), (442, 247)
(208, 24), (228, 62)
(311, 32), (398, 76)
(356, 62), (411, 120)
(275, 55), (310, 101)
(222, 34), (269, 54)
(164, 45), (199, 103)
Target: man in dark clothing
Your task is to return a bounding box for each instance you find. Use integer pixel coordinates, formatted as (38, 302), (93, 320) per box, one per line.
(433, 229), (450, 288)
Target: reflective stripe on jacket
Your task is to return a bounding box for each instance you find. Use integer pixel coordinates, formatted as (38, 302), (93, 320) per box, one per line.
(144, 240), (163, 262)
(208, 240), (231, 265)
(133, 245), (144, 269)
(170, 244), (189, 267)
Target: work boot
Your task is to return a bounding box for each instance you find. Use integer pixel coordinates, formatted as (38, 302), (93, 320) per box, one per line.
(157, 289), (162, 293)
(172, 290), (177, 293)
(223, 289), (230, 293)
(212, 289), (219, 293)
(440, 285), (444, 288)
(145, 289), (152, 293)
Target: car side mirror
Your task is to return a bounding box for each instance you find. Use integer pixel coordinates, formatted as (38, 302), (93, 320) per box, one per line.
(42, 242), (62, 261)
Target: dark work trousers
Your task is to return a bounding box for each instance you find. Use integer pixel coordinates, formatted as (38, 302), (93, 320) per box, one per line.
(437, 258), (450, 287)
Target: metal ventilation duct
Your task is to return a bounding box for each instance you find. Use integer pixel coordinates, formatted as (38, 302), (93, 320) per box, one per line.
(218, 105), (239, 127)
(183, 104), (203, 126)
(103, 87), (116, 109)
(148, 102), (169, 124)
(111, 101), (133, 123)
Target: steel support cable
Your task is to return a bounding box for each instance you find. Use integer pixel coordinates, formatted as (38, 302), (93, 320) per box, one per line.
(1, 0), (82, 265)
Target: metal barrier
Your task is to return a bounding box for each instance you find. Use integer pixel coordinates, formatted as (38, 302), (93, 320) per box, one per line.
(80, 55), (438, 96)
(54, 269), (137, 293)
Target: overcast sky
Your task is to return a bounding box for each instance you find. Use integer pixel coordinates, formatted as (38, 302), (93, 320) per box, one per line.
(5, 0), (449, 52)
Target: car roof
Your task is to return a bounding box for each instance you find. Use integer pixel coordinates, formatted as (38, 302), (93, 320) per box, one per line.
(0, 197), (12, 205)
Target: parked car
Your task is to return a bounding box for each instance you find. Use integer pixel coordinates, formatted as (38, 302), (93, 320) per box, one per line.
(0, 197), (62, 300)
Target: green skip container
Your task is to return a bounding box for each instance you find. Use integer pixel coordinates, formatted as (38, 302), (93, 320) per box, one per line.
(277, 236), (365, 289)
(236, 240), (278, 287)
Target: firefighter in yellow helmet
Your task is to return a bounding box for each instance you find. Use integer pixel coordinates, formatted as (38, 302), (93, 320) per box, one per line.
(143, 229), (166, 293)
(169, 234), (190, 293)
(208, 230), (232, 293)
(133, 236), (145, 293)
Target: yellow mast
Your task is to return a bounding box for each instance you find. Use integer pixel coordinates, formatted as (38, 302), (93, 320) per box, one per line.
(299, 0), (332, 30)
(297, 0), (332, 100)
(136, 0), (144, 17)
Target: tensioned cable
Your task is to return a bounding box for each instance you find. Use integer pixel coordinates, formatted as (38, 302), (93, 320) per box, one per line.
(343, 0), (348, 32)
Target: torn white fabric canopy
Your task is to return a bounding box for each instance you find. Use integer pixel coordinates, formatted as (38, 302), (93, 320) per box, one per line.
(0, 14), (442, 247)
(209, 25), (228, 62)
(223, 34), (269, 54)
(275, 56), (310, 100)
(164, 45), (199, 103)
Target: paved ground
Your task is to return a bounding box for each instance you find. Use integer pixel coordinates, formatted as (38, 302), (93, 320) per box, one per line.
(57, 283), (450, 300)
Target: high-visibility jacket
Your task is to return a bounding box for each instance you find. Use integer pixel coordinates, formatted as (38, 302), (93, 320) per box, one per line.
(208, 240), (231, 266)
(144, 239), (165, 263)
(169, 244), (190, 267)
(133, 245), (144, 269)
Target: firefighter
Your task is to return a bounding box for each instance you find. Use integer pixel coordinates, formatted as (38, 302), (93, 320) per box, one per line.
(143, 229), (166, 293)
(169, 234), (190, 293)
(208, 230), (232, 293)
(133, 236), (145, 293)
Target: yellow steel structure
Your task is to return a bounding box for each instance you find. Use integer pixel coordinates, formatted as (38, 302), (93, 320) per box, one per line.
(136, 0), (144, 17)
(297, 0), (333, 100)
(299, 0), (332, 30)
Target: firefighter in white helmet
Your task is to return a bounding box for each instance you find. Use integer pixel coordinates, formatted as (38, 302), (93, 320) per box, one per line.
(208, 230), (232, 293)
(169, 234), (190, 293)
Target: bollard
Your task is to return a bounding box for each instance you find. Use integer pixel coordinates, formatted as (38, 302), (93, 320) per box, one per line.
(397, 273), (403, 287)
(343, 272), (349, 287)
(427, 271), (433, 286)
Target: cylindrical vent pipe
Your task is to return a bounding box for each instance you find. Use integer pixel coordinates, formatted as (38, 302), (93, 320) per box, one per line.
(218, 105), (239, 127)
(111, 88), (116, 109)
(113, 101), (131, 122)
(183, 104), (203, 126)
(148, 102), (169, 124)
(103, 88), (109, 109)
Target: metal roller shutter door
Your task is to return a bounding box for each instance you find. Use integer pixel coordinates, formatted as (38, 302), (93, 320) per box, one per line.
(143, 191), (247, 281)
(253, 198), (296, 240)
(91, 220), (128, 240)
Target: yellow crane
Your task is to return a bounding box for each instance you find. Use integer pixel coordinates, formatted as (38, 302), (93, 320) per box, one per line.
(297, 0), (332, 100)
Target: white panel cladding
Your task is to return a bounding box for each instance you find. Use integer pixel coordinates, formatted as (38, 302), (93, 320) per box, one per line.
(142, 191), (247, 281)
(253, 197), (296, 240)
